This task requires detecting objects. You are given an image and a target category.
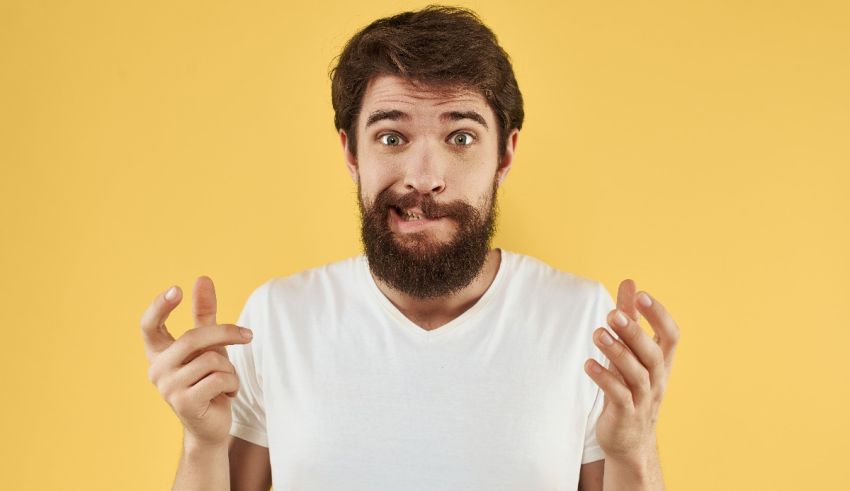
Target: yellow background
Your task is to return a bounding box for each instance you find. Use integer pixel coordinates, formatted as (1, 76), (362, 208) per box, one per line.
(1, 0), (847, 489)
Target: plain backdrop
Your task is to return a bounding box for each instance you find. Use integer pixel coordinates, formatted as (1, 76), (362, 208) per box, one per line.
(1, 0), (848, 489)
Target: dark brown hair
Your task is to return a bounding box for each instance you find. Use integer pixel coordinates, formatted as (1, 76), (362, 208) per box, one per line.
(329, 5), (524, 159)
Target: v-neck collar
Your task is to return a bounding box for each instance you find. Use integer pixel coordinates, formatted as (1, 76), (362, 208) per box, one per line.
(361, 249), (510, 341)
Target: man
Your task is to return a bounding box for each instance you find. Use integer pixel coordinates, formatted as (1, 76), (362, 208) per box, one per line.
(141, 6), (680, 490)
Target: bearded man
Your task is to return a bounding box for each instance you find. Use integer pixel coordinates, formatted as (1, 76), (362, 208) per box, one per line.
(141, 6), (681, 490)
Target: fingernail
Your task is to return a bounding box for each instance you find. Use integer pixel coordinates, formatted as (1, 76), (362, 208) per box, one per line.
(614, 311), (628, 328)
(638, 292), (652, 308)
(165, 286), (178, 301)
(240, 328), (253, 339)
(600, 331), (614, 346)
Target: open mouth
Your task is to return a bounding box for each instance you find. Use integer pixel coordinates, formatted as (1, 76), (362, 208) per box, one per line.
(391, 206), (441, 222)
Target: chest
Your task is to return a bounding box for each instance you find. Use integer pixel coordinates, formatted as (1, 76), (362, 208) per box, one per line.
(261, 329), (591, 490)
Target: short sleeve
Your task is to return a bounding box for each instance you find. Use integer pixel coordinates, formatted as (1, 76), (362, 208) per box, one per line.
(226, 282), (270, 448)
(581, 282), (617, 464)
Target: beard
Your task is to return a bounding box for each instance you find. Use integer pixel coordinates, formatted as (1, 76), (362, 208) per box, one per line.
(357, 179), (499, 299)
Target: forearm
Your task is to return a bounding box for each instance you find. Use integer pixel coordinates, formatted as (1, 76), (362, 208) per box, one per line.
(603, 442), (665, 491)
(172, 434), (230, 491)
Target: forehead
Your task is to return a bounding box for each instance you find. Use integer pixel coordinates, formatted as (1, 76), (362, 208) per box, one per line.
(359, 74), (493, 123)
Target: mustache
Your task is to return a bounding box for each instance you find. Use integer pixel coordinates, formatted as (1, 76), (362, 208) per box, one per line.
(377, 189), (474, 220)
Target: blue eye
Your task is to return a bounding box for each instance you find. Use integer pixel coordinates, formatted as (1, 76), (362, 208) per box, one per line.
(378, 133), (404, 146)
(450, 132), (475, 146)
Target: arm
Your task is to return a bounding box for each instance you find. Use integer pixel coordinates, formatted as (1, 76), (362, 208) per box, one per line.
(602, 446), (664, 490)
(582, 281), (680, 491)
(172, 434), (272, 491)
(173, 433), (229, 491)
(578, 460), (604, 491)
(577, 451), (664, 491)
(229, 435), (273, 491)
(140, 278), (270, 491)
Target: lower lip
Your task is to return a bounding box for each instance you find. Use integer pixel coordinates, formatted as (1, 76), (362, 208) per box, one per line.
(389, 207), (445, 233)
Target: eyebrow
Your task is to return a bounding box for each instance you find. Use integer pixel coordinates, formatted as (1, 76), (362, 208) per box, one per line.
(364, 109), (489, 130)
(365, 109), (409, 128)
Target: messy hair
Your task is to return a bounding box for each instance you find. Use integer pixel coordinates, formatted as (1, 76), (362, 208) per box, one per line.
(329, 5), (524, 159)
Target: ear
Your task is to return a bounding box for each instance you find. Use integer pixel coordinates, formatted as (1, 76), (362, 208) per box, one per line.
(495, 128), (519, 188)
(340, 129), (359, 184)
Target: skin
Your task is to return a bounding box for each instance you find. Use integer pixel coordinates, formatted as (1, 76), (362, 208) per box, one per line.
(142, 278), (272, 490)
(340, 74), (681, 489)
(340, 74), (518, 330)
(579, 279), (681, 490)
(142, 73), (681, 490)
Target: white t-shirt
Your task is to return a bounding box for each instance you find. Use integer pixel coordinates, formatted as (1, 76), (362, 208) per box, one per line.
(227, 249), (615, 490)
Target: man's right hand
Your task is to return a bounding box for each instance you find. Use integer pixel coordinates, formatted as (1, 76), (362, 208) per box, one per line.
(141, 275), (253, 448)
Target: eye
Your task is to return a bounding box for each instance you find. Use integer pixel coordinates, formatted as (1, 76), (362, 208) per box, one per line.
(449, 132), (475, 146)
(378, 133), (404, 146)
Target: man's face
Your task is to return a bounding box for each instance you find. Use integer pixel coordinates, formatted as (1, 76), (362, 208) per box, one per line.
(340, 74), (517, 298)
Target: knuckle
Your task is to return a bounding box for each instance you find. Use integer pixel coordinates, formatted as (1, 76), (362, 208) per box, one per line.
(646, 344), (664, 367)
(169, 391), (187, 412)
(182, 327), (201, 344)
(174, 328), (202, 353)
(637, 369), (651, 391)
(141, 295), (167, 327)
(207, 371), (226, 385)
(610, 341), (628, 359)
(158, 379), (174, 400)
(613, 386), (632, 406)
(196, 350), (219, 367)
(669, 324), (682, 344)
(139, 308), (154, 332)
(157, 371), (177, 398)
(654, 381), (667, 402)
(175, 394), (193, 414)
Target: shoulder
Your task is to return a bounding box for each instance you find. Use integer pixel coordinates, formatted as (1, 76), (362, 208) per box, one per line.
(241, 255), (366, 313)
(501, 250), (611, 308)
(269, 255), (363, 294)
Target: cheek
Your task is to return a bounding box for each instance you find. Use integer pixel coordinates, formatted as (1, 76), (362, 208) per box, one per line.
(359, 159), (403, 189)
(454, 165), (496, 195)
(357, 170), (394, 208)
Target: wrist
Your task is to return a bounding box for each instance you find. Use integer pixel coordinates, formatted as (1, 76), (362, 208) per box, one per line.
(603, 436), (663, 490)
(609, 438), (656, 468)
(606, 453), (653, 483)
(182, 431), (229, 456)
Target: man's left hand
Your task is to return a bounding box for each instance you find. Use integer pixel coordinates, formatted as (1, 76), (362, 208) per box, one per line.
(584, 279), (680, 466)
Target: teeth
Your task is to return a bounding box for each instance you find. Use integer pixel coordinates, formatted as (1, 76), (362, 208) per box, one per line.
(395, 207), (422, 220)
(403, 210), (422, 221)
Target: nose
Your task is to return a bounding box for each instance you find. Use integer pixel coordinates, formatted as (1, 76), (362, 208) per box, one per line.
(403, 141), (445, 195)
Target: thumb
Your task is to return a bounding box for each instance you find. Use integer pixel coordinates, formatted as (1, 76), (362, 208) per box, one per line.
(140, 285), (181, 362)
(193, 275), (217, 328)
(616, 278), (641, 324)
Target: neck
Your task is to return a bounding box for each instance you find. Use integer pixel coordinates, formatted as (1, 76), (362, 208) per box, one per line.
(370, 248), (502, 331)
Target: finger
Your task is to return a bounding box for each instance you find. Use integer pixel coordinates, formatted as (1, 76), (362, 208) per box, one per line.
(608, 309), (666, 389)
(594, 327), (652, 405)
(189, 371), (240, 404)
(601, 312), (629, 385)
(157, 323), (253, 371)
(584, 358), (634, 409)
(175, 350), (238, 398)
(140, 285), (182, 362)
(635, 291), (681, 370)
(617, 278), (641, 323)
(193, 276), (217, 328)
